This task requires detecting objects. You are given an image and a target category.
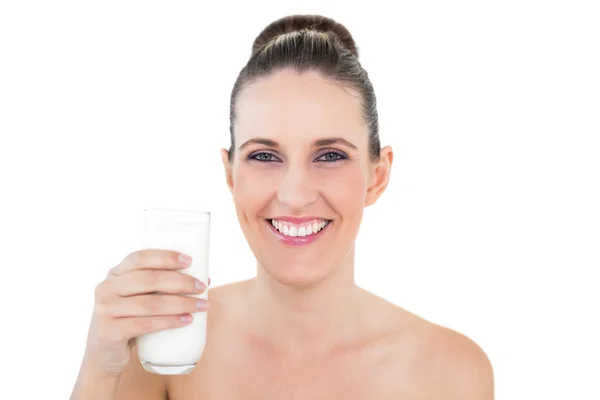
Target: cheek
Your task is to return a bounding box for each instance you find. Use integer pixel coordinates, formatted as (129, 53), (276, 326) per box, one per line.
(316, 164), (368, 211)
(232, 165), (279, 210)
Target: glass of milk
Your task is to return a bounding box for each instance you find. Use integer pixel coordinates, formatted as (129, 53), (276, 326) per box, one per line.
(136, 208), (210, 375)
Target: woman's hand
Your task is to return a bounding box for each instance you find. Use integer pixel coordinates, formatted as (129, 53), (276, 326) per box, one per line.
(82, 249), (208, 377)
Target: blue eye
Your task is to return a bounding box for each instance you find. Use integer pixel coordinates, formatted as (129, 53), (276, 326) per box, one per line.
(315, 151), (347, 162)
(249, 152), (281, 162)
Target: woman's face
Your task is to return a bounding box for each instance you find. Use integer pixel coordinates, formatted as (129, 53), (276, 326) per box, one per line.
(221, 69), (392, 286)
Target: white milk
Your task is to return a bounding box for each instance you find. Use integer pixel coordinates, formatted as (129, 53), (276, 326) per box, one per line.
(136, 209), (210, 375)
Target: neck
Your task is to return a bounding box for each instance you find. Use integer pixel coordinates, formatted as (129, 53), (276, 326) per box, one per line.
(246, 248), (361, 355)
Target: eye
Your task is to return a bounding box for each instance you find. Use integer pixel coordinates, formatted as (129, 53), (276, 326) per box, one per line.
(248, 152), (281, 162)
(315, 150), (347, 162)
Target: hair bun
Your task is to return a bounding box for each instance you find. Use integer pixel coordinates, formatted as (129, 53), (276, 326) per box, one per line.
(252, 14), (358, 58)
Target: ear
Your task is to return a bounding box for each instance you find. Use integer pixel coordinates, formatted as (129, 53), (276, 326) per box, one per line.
(220, 148), (234, 193)
(365, 146), (393, 207)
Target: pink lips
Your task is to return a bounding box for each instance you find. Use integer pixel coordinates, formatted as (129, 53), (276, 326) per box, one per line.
(266, 219), (331, 246)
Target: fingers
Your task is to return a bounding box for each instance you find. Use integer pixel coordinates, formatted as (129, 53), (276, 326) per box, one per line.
(100, 294), (209, 318)
(112, 314), (196, 342)
(112, 270), (206, 297)
(110, 249), (192, 276)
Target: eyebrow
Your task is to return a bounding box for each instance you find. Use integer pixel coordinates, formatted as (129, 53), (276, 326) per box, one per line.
(238, 138), (279, 151)
(314, 137), (358, 150)
(238, 137), (358, 151)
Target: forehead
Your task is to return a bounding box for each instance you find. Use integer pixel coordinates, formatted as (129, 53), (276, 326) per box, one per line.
(234, 69), (367, 145)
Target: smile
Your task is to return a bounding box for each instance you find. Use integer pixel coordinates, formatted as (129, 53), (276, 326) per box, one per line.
(270, 218), (330, 237)
(266, 217), (332, 246)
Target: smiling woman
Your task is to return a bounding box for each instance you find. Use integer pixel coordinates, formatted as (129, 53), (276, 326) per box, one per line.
(71, 14), (494, 400)
(223, 67), (389, 288)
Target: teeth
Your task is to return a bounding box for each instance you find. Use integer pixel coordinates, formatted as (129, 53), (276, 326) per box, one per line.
(270, 218), (330, 238)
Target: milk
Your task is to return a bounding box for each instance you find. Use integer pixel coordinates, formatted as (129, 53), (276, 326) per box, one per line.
(136, 209), (210, 375)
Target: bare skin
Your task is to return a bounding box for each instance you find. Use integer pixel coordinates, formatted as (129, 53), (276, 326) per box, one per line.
(75, 69), (493, 399)
(115, 279), (493, 400)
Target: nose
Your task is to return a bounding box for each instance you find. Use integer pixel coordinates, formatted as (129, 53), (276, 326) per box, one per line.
(276, 165), (318, 210)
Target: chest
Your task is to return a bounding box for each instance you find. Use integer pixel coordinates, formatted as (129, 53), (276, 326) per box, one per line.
(167, 342), (404, 400)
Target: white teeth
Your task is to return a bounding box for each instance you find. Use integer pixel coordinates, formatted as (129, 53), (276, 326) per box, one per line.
(270, 218), (330, 238)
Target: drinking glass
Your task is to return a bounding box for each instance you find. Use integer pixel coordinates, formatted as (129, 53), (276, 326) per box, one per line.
(136, 208), (210, 375)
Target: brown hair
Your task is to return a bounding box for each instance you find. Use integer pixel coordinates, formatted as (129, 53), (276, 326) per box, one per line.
(228, 14), (380, 162)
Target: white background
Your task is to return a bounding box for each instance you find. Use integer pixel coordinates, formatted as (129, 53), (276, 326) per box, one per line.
(1, 1), (598, 399)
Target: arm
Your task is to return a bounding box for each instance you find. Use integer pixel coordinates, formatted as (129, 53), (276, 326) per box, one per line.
(70, 363), (120, 400)
(114, 346), (168, 400)
(70, 347), (168, 400)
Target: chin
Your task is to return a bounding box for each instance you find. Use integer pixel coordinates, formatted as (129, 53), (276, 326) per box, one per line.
(242, 216), (352, 286)
(260, 260), (333, 287)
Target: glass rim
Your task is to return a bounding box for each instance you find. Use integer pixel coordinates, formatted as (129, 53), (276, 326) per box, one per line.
(144, 207), (211, 215)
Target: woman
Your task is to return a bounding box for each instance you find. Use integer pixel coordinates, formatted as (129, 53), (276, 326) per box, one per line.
(71, 14), (493, 399)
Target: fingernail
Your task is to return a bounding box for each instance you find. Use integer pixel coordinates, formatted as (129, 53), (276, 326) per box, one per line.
(180, 314), (193, 323)
(195, 279), (205, 292)
(179, 254), (192, 265)
(196, 299), (209, 310)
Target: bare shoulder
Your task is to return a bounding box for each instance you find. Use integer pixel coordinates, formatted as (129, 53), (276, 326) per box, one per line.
(357, 289), (494, 399)
(206, 278), (253, 309)
(202, 278), (255, 327)
(419, 323), (494, 399)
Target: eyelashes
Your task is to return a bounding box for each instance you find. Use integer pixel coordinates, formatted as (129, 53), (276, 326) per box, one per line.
(248, 150), (348, 163)
(250, 152), (280, 162)
(314, 150), (346, 162)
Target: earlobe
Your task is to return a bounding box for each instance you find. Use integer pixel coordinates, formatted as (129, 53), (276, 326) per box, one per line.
(365, 146), (393, 207)
(220, 148), (234, 193)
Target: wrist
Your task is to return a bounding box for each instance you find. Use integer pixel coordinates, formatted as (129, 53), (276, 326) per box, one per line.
(71, 359), (122, 400)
